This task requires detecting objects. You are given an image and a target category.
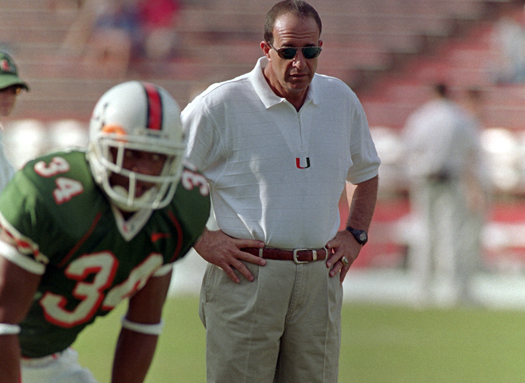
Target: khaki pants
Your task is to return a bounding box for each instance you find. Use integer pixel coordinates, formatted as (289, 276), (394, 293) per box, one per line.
(199, 259), (343, 383)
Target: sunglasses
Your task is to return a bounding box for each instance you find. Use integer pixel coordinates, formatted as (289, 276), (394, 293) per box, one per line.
(268, 43), (322, 60)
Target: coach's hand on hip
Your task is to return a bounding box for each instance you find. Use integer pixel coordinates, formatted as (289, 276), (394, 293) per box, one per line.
(326, 230), (362, 283)
(194, 228), (266, 283)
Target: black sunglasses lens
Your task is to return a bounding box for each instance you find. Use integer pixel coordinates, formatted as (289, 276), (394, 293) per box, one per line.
(278, 48), (298, 60)
(274, 46), (321, 59)
(303, 47), (322, 59)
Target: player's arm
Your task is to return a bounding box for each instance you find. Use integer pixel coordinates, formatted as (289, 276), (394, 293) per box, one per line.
(0, 230), (42, 383)
(111, 269), (172, 383)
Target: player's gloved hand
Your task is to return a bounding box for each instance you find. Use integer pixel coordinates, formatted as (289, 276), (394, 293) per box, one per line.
(194, 229), (265, 283)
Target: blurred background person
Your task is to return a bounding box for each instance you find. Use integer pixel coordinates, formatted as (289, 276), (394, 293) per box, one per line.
(61, 0), (182, 76)
(83, 0), (141, 77)
(489, 3), (525, 84)
(402, 83), (485, 307)
(60, 0), (111, 57)
(461, 87), (492, 284)
(0, 50), (29, 191)
(62, 0), (141, 77)
(137, 0), (182, 61)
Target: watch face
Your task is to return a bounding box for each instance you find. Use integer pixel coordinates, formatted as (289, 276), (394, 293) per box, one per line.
(347, 227), (367, 244)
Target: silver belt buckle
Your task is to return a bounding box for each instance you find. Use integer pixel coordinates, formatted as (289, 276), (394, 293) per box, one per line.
(293, 248), (310, 264)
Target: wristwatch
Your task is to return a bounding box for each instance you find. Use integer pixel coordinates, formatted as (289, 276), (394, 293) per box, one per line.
(345, 226), (368, 245)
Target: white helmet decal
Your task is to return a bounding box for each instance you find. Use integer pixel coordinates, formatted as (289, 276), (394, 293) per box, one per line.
(87, 81), (185, 211)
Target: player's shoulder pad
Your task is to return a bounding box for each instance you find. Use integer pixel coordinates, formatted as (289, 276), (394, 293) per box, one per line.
(168, 163), (211, 217)
(166, 163), (211, 237)
(21, 149), (88, 178)
(177, 163), (210, 200)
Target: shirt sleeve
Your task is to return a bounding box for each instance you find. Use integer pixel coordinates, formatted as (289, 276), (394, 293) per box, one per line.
(346, 96), (381, 184)
(181, 96), (223, 173)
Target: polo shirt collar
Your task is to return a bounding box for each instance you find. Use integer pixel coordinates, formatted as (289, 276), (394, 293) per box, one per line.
(249, 57), (320, 109)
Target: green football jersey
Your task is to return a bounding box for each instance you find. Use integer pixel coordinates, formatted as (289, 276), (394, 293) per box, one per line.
(0, 149), (210, 358)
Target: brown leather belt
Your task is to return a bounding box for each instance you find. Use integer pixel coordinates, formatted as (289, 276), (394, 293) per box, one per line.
(242, 247), (328, 264)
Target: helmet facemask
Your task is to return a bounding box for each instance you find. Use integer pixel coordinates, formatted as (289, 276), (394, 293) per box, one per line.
(87, 81), (185, 212)
(92, 132), (184, 212)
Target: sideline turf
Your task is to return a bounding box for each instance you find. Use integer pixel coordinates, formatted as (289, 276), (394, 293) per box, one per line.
(74, 296), (525, 382)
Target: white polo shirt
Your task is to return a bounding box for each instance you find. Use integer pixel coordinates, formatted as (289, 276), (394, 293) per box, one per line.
(182, 57), (380, 249)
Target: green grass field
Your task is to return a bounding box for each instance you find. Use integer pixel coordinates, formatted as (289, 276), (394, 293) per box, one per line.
(73, 295), (525, 382)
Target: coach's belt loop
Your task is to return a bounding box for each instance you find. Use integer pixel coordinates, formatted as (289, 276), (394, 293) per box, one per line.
(259, 248), (263, 257)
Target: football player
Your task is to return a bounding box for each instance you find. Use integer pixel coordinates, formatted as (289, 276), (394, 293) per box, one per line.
(0, 81), (210, 383)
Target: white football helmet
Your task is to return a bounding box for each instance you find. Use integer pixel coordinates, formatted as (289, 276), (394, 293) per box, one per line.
(87, 81), (185, 211)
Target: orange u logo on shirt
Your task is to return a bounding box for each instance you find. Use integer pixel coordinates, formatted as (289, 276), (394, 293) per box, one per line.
(296, 157), (310, 169)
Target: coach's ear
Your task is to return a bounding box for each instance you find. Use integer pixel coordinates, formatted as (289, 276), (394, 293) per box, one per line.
(261, 41), (271, 58)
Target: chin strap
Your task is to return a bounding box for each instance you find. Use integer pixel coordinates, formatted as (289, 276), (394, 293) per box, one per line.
(121, 317), (164, 336)
(0, 323), (21, 335)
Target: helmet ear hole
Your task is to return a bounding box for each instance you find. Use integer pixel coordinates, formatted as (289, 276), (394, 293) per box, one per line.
(86, 81), (186, 211)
